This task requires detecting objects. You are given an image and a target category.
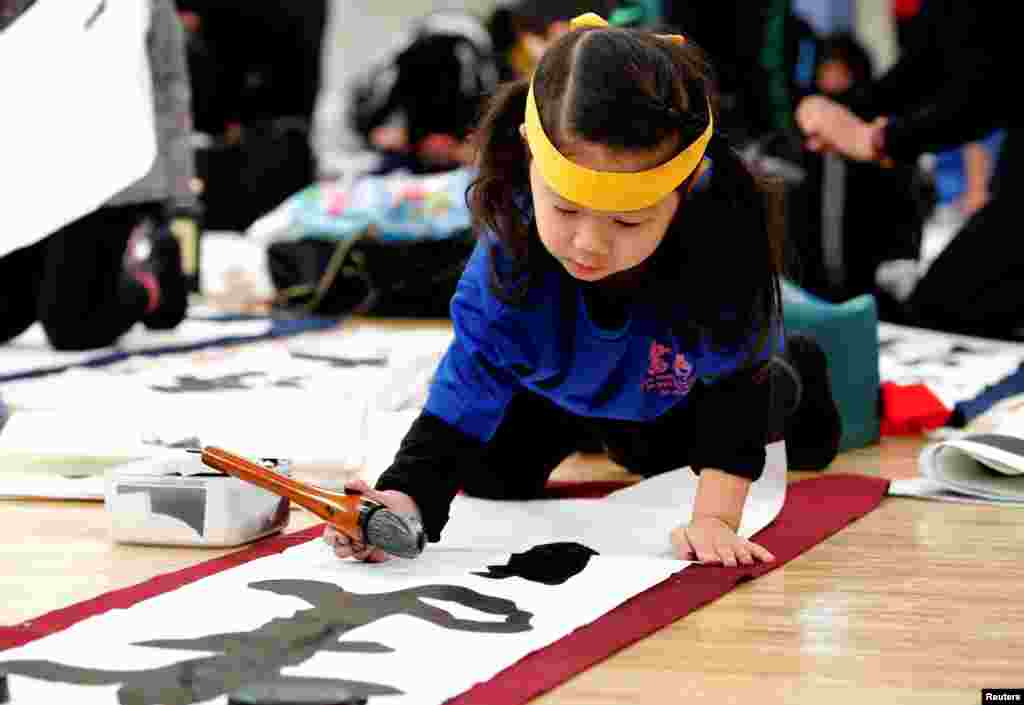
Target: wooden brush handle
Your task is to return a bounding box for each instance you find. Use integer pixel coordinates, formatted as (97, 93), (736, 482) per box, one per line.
(200, 446), (364, 539)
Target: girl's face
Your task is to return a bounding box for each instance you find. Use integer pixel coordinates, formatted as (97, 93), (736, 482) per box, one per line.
(526, 134), (682, 282)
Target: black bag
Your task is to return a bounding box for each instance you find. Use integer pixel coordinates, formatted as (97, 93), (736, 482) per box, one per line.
(267, 229), (476, 318)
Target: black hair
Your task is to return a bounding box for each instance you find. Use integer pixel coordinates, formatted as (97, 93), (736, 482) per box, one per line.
(506, 0), (617, 37)
(468, 24), (784, 355)
(819, 32), (874, 86)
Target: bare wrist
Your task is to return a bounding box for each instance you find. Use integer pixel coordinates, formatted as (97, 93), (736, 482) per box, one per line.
(693, 468), (750, 531)
(691, 513), (740, 532)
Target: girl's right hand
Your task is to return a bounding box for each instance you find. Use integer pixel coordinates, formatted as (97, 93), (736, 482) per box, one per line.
(323, 479), (422, 563)
(671, 515), (775, 567)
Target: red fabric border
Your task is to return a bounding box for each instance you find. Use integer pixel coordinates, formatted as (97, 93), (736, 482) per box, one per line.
(0, 473), (889, 705)
(450, 473), (889, 704)
(0, 525), (327, 650)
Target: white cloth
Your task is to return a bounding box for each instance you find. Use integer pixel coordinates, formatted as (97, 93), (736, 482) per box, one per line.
(0, 0), (157, 257)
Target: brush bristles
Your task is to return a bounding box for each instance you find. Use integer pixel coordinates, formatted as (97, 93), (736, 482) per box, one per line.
(364, 510), (426, 559)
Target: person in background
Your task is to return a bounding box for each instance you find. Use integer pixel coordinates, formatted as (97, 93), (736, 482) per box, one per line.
(487, 0), (617, 80)
(311, 0), (617, 183)
(175, 1), (326, 135)
(890, 0), (1002, 225)
(173, 1), (325, 231)
(664, 0), (817, 145)
(814, 33), (871, 98)
(797, 2), (1018, 338)
(323, 15), (841, 565)
(0, 0), (199, 350)
(786, 32), (926, 306)
(312, 1), (492, 183)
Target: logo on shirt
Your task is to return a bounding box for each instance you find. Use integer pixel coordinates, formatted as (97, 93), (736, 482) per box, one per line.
(641, 340), (694, 396)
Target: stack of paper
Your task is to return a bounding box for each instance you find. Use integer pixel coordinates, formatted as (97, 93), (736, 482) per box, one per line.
(890, 414), (1024, 504)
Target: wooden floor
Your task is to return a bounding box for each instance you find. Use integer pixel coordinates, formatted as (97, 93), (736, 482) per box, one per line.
(3, 437), (1021, 703)
(2, 321), (1022, 703)
(541, 438), (1024, 704)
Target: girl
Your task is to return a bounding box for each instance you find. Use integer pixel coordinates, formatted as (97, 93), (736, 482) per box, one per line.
(327, 14), (841, 566)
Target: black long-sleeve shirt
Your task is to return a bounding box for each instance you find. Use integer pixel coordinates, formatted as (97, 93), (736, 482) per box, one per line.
(377, 367), (773, 544)
(843, 2), (1014, 188)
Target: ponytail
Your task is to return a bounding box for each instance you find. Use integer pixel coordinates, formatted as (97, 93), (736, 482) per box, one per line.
(468, 79), (530, 255)
(467, 79), (544, 303)
(681, 130), (784, 361)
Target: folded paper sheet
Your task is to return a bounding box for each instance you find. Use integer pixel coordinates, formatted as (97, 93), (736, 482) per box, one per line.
(890, 420), (1024, 505)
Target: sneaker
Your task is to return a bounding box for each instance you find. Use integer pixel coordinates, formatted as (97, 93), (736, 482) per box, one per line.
(125, 219), (187, 330)
(778, 334), (842, 471)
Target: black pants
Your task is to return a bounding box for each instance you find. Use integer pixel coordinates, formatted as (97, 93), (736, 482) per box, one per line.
(907, 194), (1022, 338)
(460, 381), (785, 500)
(0, 204), (157, 350)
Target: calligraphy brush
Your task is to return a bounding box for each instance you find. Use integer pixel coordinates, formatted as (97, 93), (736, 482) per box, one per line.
(193, 446), (425, 559)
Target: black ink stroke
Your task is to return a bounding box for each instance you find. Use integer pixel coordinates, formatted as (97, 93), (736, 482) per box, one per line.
(291, 352), (388, 369)
(84, 0), (106, 29)
(0, 579), (534, 703)
(150, 372), (266, 394)
(117, 485), (206, 537)
(149, 372), (309, 393)
(474, 542), (599, 585)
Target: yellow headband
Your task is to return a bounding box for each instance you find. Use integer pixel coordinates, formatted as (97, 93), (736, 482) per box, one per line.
(572, 11), (688, 46)
(524, 13), (712, 212)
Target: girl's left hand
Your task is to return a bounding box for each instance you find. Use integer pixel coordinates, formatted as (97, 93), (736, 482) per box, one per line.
(671, 516), (775, 566)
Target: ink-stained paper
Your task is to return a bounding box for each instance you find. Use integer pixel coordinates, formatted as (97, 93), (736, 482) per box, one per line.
(0, 0), (157, 257)
(878, 323), (1024, 410)
(0, 550), (682, 704)
(441, 441), (787, 556)
(0, 444), (786, 704)
(0, 319), (273, 383)
(0, 326), (452, 481)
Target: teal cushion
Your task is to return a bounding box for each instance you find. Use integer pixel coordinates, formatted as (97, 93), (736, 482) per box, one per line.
(782, 280), (880, 451)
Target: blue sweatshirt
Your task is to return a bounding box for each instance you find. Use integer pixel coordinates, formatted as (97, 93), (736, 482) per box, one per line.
(376, 229), (781, 541)
(425, 235), (775, 442)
